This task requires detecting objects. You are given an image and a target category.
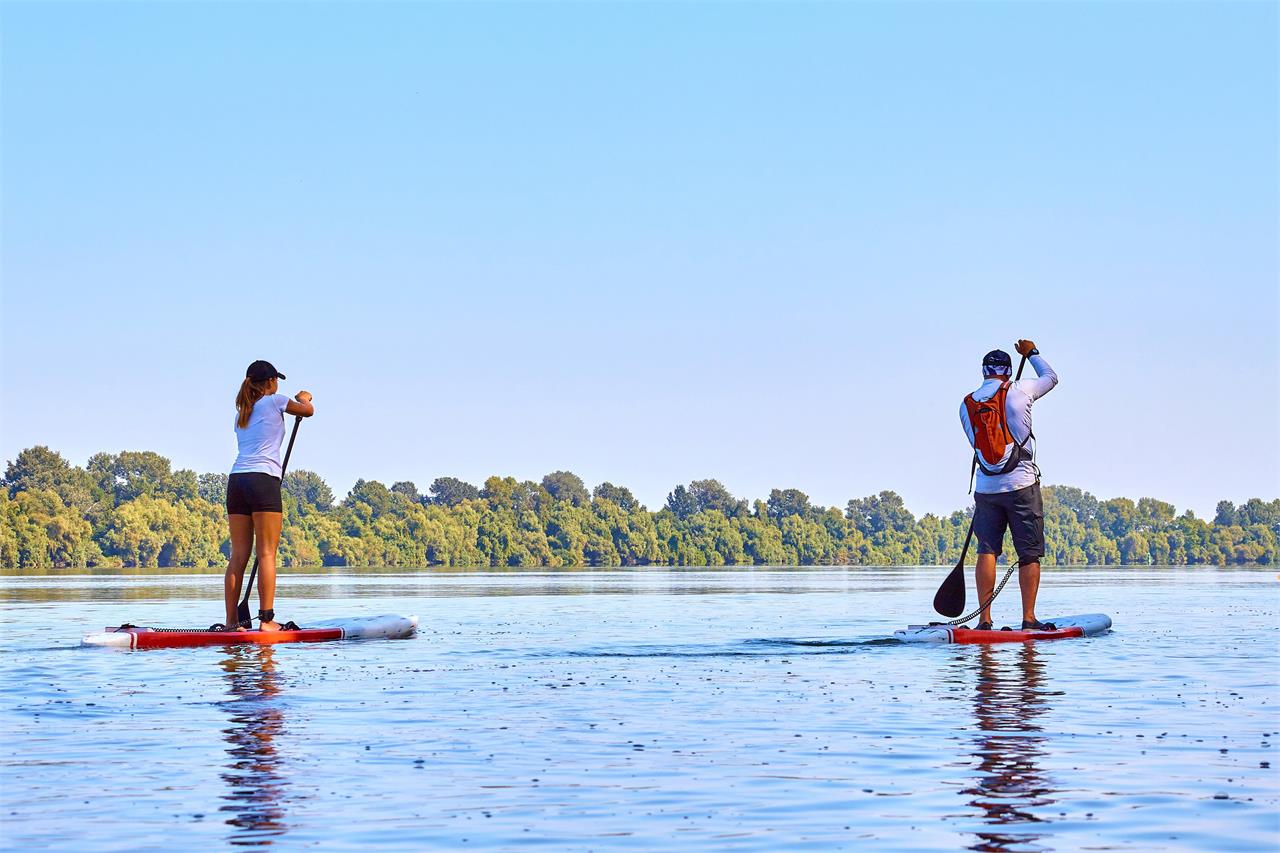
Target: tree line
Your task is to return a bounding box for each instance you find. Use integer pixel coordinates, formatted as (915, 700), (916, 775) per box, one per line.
(1, 445), (1276, 569)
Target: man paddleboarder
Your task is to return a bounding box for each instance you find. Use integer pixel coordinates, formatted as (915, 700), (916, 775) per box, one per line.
(959, 340), (1058, 630)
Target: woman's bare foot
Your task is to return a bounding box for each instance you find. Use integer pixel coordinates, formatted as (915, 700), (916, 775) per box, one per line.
(258, 620), (282, 633)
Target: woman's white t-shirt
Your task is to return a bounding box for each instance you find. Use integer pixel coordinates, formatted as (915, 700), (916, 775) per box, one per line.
(230, 394), (290, 478)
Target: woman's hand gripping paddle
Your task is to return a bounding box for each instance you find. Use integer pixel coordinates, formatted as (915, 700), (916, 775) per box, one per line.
(237, 415), (304, 628)
(933, 353), (1028, 617)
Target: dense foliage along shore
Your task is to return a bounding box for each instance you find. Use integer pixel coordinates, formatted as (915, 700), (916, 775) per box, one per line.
(1, 446), (1276, 569)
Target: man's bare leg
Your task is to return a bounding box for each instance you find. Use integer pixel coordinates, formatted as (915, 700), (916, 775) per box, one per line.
(1019, 561), (1042, 625)
(975, 553), (997, 625)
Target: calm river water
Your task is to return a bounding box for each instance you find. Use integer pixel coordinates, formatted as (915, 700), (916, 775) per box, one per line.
(1, 566), (1276, 851)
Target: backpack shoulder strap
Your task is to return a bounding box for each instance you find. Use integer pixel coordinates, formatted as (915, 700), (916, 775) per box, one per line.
(995, 380), (1015, 444)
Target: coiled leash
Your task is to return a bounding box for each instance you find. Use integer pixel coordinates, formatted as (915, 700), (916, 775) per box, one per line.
(941, 563), (1018, 627)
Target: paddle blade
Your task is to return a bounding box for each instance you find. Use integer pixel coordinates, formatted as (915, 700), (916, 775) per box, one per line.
(236, 556), (258, 628)
(933, 562), (967, 617)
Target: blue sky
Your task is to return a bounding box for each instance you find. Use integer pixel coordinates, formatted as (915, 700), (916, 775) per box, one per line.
(2, 2), (1276, 520)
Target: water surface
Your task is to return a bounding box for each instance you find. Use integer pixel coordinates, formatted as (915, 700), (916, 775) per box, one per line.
(2, 567), (1276, 850)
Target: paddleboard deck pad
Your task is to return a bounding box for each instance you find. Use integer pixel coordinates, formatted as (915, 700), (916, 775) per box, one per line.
(894, 613), (1111, 644)
(82, 614), (418, 649)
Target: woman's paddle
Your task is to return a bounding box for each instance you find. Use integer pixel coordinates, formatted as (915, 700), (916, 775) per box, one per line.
(237, 415), (304, 628)
(932, 353), (1027, 618)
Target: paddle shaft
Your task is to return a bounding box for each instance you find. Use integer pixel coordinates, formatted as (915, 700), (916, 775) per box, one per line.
(932, 352), (1029, 618)
(237, 415), (303, 626)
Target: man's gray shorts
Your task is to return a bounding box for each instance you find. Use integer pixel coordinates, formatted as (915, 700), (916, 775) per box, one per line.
(974, 482), (1045, 566)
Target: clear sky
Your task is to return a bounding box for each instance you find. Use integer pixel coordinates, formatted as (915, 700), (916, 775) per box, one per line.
(2, 2), (1276, 520)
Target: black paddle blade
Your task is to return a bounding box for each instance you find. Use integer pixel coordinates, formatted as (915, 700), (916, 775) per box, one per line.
(933, 561), (967, 617)
(236, 555), (259, 628)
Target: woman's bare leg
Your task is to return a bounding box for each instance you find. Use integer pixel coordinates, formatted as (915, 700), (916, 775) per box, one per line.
(225, 514), (255, 628)
(252, 511), (284, 631)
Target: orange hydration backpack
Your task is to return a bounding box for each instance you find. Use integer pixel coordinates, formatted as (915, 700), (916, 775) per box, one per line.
(963, 381), (1033, 487)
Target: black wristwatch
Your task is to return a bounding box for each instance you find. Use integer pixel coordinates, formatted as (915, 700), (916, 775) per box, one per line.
(1028, 348), (1040, 356)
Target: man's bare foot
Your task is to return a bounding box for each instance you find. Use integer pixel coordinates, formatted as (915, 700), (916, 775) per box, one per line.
(258, 620), (281, 633)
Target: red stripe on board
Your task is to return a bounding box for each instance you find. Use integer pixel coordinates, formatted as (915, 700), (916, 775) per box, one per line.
(950, 626), (1085, 645)
(105, 626), (346, 649)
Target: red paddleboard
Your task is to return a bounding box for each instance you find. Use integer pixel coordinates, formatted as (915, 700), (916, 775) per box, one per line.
(82, 614), (417, 650)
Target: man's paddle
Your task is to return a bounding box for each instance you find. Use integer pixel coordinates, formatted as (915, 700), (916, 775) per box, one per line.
(933, 353), (1028, 618)
(237, 415), (303, 628)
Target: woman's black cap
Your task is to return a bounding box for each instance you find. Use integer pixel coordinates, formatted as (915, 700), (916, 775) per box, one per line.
(246, 360), (285, 382)
(982, 349), (1012, 369)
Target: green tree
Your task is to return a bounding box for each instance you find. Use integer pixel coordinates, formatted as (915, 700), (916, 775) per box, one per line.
(1237, 498), (1280, 533)
(1136, 497), (1176, 532)
(88, 451), (196, 504)
(740, 514), (787, 564)
(1047, 485), (1100, 525)
(593, 482), (640, 512)
(6, 488), (103, 567)
(286, 469), (335, 511)
(1098, 498), (1138, 540)
(1119, 531), (1150, 564)
(345, 479), (396, 520)
(99, 495), (220, 567)
(846, 491), (915, 536)
(3, 446), (99, 509)
(665, 485), (698, 520)
(391, 481), (421, 503)
(198, 472), (228, 506)
(767, 488), (813, 521)
(689, 479), (747, 517)
(542, 471), (589, 507)
(429, 476), (480, 506)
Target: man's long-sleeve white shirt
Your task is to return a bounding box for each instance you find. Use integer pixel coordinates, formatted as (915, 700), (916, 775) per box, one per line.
(958, 354), (1059, 494)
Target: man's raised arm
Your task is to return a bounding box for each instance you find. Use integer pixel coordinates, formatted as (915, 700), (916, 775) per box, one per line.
(1015, 338), (1058, 401)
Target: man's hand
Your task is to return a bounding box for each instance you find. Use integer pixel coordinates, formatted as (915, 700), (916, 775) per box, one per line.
(1015, 340), (1037, 357)
(296, 390), (313, 404)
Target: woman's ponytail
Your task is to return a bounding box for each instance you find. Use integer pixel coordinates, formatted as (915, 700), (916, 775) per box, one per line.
(235, 377), (271, 429)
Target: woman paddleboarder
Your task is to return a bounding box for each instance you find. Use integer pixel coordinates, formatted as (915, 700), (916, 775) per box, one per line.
(221, 360), (314, 631)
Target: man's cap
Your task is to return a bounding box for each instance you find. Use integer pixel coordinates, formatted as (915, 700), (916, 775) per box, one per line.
(246, 360), (285, 382)
(982, 349), (1012, 374)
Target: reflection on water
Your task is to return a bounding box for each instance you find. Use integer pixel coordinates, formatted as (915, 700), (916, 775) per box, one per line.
(965, 644), (1061, 853)
(219, 646), (289, 847)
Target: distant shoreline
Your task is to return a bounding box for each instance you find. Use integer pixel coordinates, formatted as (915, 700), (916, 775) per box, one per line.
(3, 564), (1275, 577)
(3, 445), (1276, 570)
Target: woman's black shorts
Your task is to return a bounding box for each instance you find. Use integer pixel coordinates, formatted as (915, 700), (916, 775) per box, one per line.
(227, 472), (283, 515)
(974, 483), (1045, 565)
